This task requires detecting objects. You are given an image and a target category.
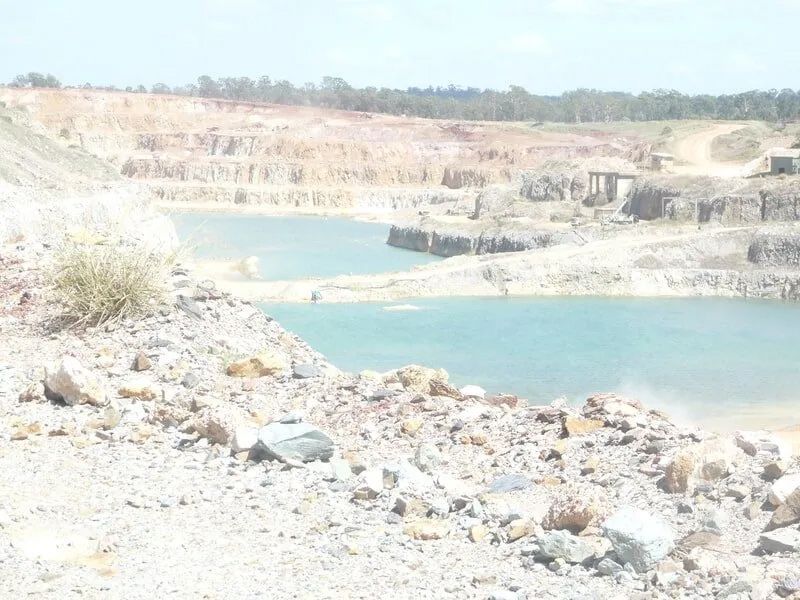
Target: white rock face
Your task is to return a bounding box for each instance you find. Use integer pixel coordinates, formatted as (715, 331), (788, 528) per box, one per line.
(231, 426), (259, 453)
(602, 507), (674, 573)
(459, 385), (486, 399)
(768, 473), (800, 506)
(43, 356), (107, 406)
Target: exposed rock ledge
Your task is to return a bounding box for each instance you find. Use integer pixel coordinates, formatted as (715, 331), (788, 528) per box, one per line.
(387, 225), (588, 257)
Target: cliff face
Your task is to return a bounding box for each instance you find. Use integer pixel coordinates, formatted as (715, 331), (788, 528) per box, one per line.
(630, 176), (800, 223)
(0, 88), (632, 211)
(748, 231), (800, 266)
(387, 225), (583, 257)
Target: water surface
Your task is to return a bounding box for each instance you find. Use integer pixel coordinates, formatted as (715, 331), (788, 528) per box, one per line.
(262, 297), (800, 430)
(173, 212), (800, 430)
(172, 212), (439, 280)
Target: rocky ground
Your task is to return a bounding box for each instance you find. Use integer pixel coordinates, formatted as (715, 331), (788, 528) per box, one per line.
(3, 210), (800, 600)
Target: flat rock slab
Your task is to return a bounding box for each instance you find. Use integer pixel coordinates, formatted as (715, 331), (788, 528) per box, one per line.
(292, 363), (324, 379)
(488, 474), (532, 494)
(256, 422), (334, 463)
(759, 527), (800, 554)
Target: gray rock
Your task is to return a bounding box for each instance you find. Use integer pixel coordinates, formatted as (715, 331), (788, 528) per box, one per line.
(596, 557), (623, 576)
(370, 388), (398, 401)
(602, 506), (675, 573)
(413, 443), (441, 474)
(255, 422), (334, 463)
(758, 527), (800, 554)
(776, 576), (800, 598)
(535, 530), (595, 564)
(488, 474), (532, 494)
(293, 363), (323, 379)
(181, 372), (200, 389)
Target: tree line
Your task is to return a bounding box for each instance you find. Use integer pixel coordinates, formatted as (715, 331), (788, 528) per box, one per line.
(9, 72), (800, 123)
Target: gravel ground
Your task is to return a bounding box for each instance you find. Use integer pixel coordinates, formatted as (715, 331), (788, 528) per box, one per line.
(2, 209), (800, 600)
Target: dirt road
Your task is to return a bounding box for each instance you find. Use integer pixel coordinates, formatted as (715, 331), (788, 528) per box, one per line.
(672, 123), (746, 177)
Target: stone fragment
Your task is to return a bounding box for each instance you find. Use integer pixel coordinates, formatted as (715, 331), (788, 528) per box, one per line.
(231, 426), (259, 453)
(582, 393), (642, 419)
(352, 468), (384, 500)
(292, 363), (323, 379)
(428, 379), (462, 399)
(255, 422), (334, 463)
(181, 372), (200, 389)
(534, 530), (595, 564)
(507, 519), (534, 542)
(663, 438), (741, 493)
(403, 519), (450, 540)
(735, 430), (789, 459)
(581, 455), (600, 475)
(596, 557), (623, 576)
(469, 524), (489, 543)
(192, 405), (250, 446)
(758, 527), (800, 553)
(44, 356), (107, 406)
(769, 474), (800, 506)
(18, 382), (43, 403)
(226, 351), (288, 378)
(764, 461), (787, 482)
(400, 418), (423, 435)
(117, 379), (159, 400)
(542, 484), (610, 533)
(328, 458), (353, 482)
(459, 385), (486, 399)
(683, 547), (720, 572)
(602, 506), (675, 573)
(725, 483), (750, 501)
(132, 351), (152, 371)
(395, 364), (449, 394)
(563, 416), (605, 437)
(413, 443), (441, 474)
(766, 489), (800, 531)
(488, 474), (532, 494)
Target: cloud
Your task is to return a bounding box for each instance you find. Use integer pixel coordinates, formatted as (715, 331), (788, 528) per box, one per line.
(550, 0), (687, 13)
(500, 34), (549, 55)
(335, 0), (394, 21)
(729, 52), (765, 73)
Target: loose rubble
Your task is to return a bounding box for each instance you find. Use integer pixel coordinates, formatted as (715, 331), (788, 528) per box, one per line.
(2, 224), (800, 599)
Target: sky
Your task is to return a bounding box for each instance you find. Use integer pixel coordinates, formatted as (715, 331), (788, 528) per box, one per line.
(1, 0), (799, 95)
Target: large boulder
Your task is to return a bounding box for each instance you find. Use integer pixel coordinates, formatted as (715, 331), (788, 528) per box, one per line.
(191, 404), (251, 446)
(255, 422), (334, 463)
(766, 489), (800, 530)
(602, 507), (675, 573)
(226, 351), (288, 378)
(769, 474), (800, 507)
(395, 364), (449, 394)
(44, 356), (107, 406)
(582, 393), (642, 421)
(534, 530), (595, 564)
(758, 527), (800, 554)
(663, 438), (742, 494)
(542, 484), (610, 533)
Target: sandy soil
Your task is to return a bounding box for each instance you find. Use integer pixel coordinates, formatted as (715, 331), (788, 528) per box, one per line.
(671, 123), (749, 177)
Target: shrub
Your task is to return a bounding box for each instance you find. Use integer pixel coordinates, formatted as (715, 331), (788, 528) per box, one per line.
(52, 242), (172, 326)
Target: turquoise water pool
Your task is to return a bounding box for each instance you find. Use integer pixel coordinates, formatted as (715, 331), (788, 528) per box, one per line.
(262, 297), (800, 430)
(173, 212), (800, 430)
(172, 212), (439, 280)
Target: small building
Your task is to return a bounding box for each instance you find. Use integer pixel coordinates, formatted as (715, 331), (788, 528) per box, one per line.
(650, 152), (674, 171)
(769, 150), (800, 175)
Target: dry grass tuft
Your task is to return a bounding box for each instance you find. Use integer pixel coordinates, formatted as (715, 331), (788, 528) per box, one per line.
(52, 242), (173, 327)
